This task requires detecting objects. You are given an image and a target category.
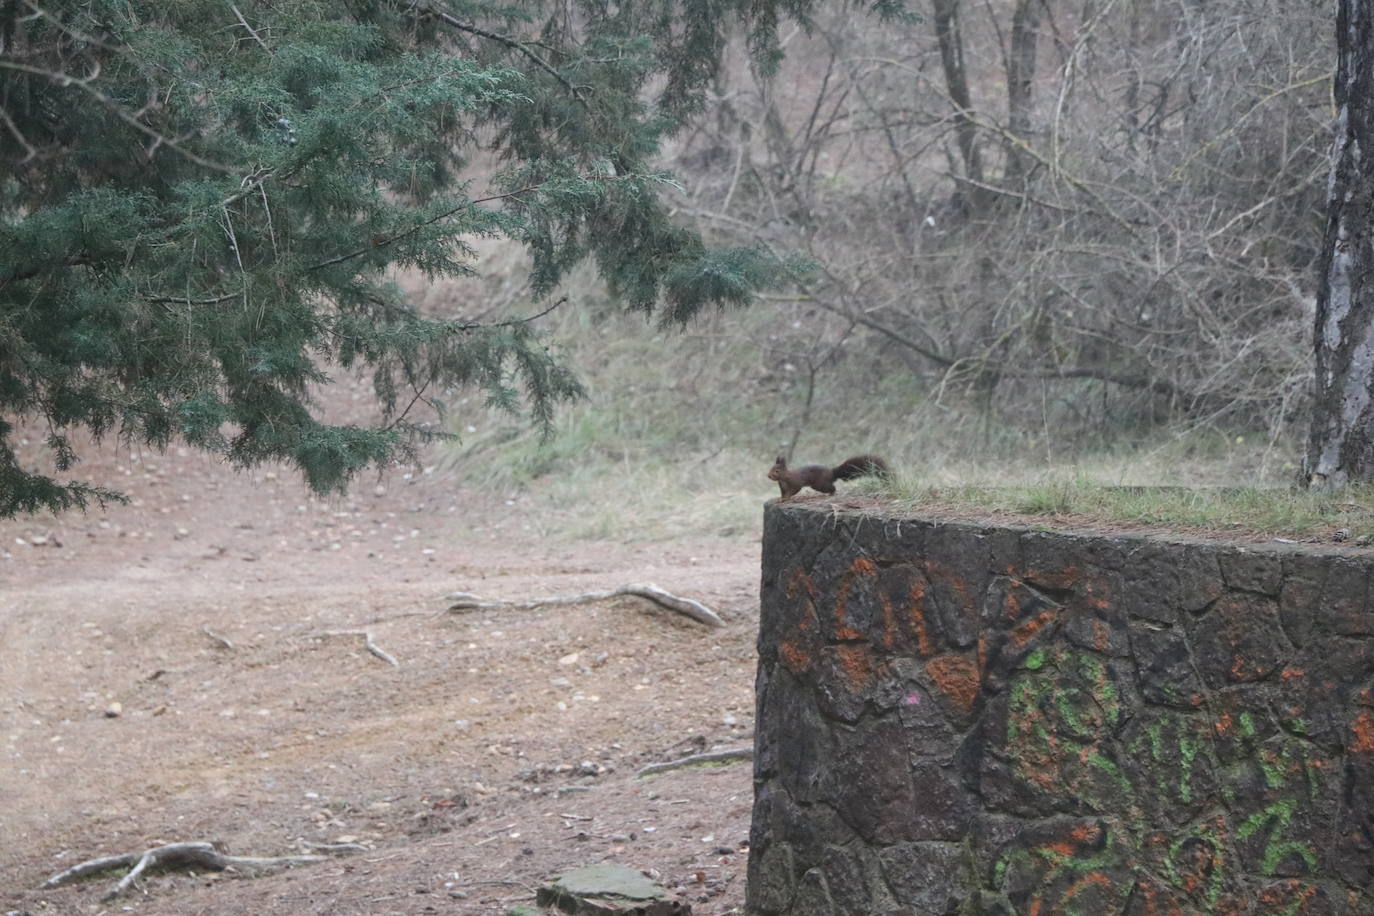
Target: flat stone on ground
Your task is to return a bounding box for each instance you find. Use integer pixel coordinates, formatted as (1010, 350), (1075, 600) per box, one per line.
(536, 863), (690, 915)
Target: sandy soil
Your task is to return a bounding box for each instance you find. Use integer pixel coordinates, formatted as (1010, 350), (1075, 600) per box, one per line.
(0, 426), (763, 915)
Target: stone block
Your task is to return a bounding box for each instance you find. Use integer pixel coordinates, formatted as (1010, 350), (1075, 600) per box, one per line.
(826, 716), (918, 844)
(750, 505), (1374, 915)
(1318, 558), (1374, 637)
(877, 842), (965, 914)
(1219, 547), (1285, 595)
(1189, 592), (1290, 687)
(1130, 623), (1207, 708)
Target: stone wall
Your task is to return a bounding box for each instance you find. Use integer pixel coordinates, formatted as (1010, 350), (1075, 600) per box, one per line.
(747, 503), (1374, 915)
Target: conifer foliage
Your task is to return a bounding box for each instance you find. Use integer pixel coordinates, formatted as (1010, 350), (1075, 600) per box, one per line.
(0, 0), (827, 516)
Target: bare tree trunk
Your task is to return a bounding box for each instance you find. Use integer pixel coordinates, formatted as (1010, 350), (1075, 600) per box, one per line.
(1306, 0), (1374, 486)
(931, 0), (986, 200)
(1004, 0), (1041, 182)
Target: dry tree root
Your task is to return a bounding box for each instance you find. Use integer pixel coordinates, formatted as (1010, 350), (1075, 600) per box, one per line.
(445, 583), (725, 628)
(317, 629), (400, 666)
(635, 746), (754, 777)
(38, 841), (334, 901)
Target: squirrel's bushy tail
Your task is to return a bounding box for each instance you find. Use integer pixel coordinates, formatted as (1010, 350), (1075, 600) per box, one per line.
(831, 455), (889, 481)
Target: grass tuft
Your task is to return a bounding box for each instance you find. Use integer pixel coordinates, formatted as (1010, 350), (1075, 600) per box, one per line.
(877, 470), (1374, 541)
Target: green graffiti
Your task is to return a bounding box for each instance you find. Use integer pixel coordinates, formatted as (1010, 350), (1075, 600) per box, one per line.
(1257, 740), (1325, 797)
(1147, 720), (1164, 760)
(994, 823), (1129, 916)
(1268, 891), (1312, 916)
(1236, 798), (1318, 877)
(1076, 653), (1120, 723)
(1178, 733), (1201, 804)
(1055, 688), (1093, 738)
(1130, 713), (1212, 812)
(1004, 649), (1130, 809)
(1163, 826), (1226, 908)
(1258, 755), (1284, 790)
(1007, 677), (1054, 748)
(1087, 750), (1131, 796)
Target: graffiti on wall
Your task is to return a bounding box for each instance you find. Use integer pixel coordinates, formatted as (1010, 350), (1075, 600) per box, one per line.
(749, 511), (1374, 915)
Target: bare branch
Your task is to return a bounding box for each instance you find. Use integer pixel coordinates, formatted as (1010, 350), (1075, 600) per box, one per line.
(229, 4), (271, 53)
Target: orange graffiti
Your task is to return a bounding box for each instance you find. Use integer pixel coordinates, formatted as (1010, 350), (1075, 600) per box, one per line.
(1002, 586), (1022, 622)
(1058, 871), (1115, 907)
(1351, 710), (1374, 754)
(879, 588), (898, 652)
(909, 577), (935, 657)
(924, 560), (975, 619)
(1258, 881), (1318, 907)
(1043, 820), (1102, 858)
(1079, 573), (1114, 612)
(780, 640), (811, 675)
(834, 644), (876, 691)
(925, 654), (980, 717)
(1009, 609), (1058, 651)
(784, 567), (818, 601)
(1090, 618), (1112, 652)
(832, 557), (877, 642)
(1128, 880), (1189, 916)
(779, 567), (820, 675)
(1024, 562), (1081, 591)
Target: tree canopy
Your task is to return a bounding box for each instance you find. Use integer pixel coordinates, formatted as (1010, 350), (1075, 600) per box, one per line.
(0, 0), (848, 516)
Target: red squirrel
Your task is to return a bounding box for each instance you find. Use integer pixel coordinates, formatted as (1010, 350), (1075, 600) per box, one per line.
(768, 454), (889, 499)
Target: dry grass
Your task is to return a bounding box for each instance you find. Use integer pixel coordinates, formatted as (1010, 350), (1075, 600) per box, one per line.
(411, 250), (1327, 544)
(869, 469), (1374, 542)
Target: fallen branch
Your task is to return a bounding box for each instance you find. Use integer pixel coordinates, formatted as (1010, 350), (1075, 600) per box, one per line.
(300, 841), (370, 853)
(202, 626), (235, 650)
(39, 841), (333, 901)
(635, 746), (754, 777)
(445, 583), (724, 628)
(318, 629), (400, 666)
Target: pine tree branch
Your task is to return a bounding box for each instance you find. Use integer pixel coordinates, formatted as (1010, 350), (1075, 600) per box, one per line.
(420, 7), (589, 107)
(145, 291), (243, 306)
(305, 184), (548, 272)
(18, 1), (125, 54)
(0, 59), (239, 174)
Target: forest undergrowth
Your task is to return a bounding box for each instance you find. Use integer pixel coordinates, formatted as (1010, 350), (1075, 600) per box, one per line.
(434, 290), (1358, 543)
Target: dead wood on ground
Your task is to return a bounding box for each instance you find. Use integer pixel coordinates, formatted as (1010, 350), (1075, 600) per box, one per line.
(635, 746), (754, 777)
(317, 629), (400, 666)
(445, 583), (725, 628)
(39, 841), (340, 901)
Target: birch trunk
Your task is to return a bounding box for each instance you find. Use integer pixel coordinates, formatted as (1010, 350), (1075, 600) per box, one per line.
(1306, 0), (1374, 486)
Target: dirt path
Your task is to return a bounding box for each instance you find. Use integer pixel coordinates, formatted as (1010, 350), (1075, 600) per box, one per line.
(1, 432), (762, 914)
